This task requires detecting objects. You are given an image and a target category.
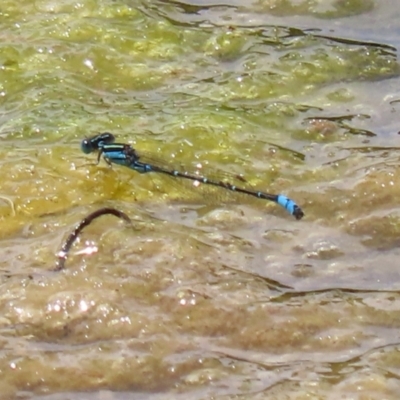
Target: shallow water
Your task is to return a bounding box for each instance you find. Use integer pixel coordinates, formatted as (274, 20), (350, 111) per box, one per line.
(1, 0), (400, 398)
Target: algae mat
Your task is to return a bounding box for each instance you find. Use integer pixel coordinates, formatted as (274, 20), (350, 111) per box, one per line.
(1, 0), (400, 398)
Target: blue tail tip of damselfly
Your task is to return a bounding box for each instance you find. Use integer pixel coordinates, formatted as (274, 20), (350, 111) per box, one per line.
(277, 194), (304, 220)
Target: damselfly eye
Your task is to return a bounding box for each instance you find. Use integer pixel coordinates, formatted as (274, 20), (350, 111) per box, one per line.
(81, 138), (93, 154)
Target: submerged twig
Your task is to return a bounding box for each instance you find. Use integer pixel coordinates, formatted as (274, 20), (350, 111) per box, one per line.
(0, 195), (15, 216)
(55, 207), (132, 271)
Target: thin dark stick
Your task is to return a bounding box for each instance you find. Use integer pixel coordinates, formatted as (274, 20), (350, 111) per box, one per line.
(55, 207), (132, 271)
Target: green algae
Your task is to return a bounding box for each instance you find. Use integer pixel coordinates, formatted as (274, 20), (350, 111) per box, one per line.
(0, 0), (400, 398)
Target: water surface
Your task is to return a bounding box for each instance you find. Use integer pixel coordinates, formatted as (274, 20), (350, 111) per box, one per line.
(1, 0), (400, 398)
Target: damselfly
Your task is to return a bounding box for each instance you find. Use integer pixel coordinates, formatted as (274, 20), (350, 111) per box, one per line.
(81, 133), (304, 219)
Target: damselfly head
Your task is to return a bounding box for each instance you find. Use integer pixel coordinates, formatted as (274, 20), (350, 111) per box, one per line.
(81, 132), (116, 153)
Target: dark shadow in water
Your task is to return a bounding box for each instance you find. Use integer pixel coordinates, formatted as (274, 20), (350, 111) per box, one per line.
(293, 27), (397, 57)
(137, 0), (232, 28)
(271, 287), (400, 303)
(152, 0), (238, 14)
(221, 263), (294, 291)
(304, 114), (377, 137)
